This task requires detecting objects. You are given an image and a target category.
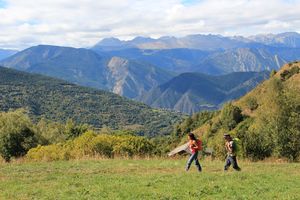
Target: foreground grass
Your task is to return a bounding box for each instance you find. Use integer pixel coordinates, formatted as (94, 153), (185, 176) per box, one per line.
(0, 159), (299, 200)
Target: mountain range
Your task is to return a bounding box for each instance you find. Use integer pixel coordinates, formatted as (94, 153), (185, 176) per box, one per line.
(140, 71), (269, 114)
(93, 32), (300, 50)
(0, 45), (173, 99)
(1, 32), (299, 114)
(92, 33), (300, 74)
(0, 66), (181, 136)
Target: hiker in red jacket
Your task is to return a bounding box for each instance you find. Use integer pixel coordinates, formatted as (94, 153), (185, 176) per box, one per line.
(185, 133), (202, 172)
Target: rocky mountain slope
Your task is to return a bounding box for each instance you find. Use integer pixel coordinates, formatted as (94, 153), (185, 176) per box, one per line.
(0, 45), (173, 99)
(141, 71), (269, 114)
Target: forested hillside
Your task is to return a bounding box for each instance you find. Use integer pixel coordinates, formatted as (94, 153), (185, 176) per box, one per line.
(175, 61), (300, 161)
(0, 66), (182, 136)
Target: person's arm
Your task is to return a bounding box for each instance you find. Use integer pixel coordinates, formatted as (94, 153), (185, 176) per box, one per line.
(227, 141), (233, 153)
(192, 140), (199, 149)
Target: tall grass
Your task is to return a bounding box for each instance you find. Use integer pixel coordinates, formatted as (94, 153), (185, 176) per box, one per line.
(0, 159), (299, 199)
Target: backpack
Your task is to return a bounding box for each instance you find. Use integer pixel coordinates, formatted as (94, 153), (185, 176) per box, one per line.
(195, 139), (203, 151)
(232, 138), (240, 153)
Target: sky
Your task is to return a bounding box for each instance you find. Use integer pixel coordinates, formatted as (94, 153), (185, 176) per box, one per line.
(0, 0), (300, 49)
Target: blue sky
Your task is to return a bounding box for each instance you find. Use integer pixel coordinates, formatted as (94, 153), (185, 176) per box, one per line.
(181, 0), (200, 5)
(0, 0), (7, 8)
(0, 0), (300, 49)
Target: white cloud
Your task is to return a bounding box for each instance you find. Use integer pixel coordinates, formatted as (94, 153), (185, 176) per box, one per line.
(0, 0), (300, 49)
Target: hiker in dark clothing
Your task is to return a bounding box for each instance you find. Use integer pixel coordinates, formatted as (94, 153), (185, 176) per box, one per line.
(185, 133), (202, 172)
(224, 134), (241, 171)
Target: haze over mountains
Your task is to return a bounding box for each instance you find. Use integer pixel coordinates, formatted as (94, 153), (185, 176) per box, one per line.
(140, 71), (269, 114)
(0, 49), (18, 61)
(93, 32), (300, 50)
(92, 32), (300, 74)
(1, 32), (299, 113)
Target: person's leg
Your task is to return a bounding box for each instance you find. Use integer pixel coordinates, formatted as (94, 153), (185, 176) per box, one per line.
(232, 156), (241, 171)
(186, 153), (196, 171)
(193, 152), (202, 172)
(224, 155), (232, 171)
(194, 158), (202, 172)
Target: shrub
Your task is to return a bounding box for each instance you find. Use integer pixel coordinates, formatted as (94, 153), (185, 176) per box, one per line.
(220, 103), (243, 130)
(64, 119), (90, 139)
(243, 125), (274, 161)
(92, 135), (114, 158)
(280, 66), (300, 81)
(245, 97), (259, 111)
(72, 131), (97, 157)
(27, 144), (65, 161)
(26, 131), (156, 161)
(0, 110), (39, 162)
(270, 69), (277, 78)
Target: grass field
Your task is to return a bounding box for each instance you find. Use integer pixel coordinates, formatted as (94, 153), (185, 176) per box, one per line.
(0, 159), (299, 200)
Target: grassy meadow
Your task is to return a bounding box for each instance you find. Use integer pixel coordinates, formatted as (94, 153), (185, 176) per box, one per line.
(0, 159), (299, 200)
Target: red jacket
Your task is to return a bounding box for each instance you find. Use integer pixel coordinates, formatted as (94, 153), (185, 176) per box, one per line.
(189, 139), (202, 153)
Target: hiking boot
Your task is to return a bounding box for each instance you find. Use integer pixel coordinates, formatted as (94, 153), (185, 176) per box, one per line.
(234, 167), (241, 171)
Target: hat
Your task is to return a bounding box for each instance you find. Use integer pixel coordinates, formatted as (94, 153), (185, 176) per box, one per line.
(223, 133), (231, 138)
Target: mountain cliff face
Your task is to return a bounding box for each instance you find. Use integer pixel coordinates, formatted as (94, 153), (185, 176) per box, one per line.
(0, 45), (173, 99)
(107, 56), (173, 99)
(94, 48), (209, 73)
(196, 47), (287, 74)
(140, 71), (269, 114)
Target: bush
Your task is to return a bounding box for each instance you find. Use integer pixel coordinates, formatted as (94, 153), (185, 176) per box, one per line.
(245, 97), (259, 111)
(270, 70), (277, 78)
(27, 144), (66, 161)
(26, 131), (156, 161)
(220, 103), (243, 130)
(0, 110), (39, 162)
(243, 129), (274, 161)
(64, 119), (90, 139)
(275, 89), (300, 161)
(280, 66), (300, 81)
(36, 119), (66, 144)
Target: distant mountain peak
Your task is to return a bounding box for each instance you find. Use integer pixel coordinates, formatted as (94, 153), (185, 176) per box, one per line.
(277, 32), (300, 37)
(96, 37), (123, 47)
(0, 49), (18, 61)
(247, 32), (300, 48)
(131, 36), (155, 43)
